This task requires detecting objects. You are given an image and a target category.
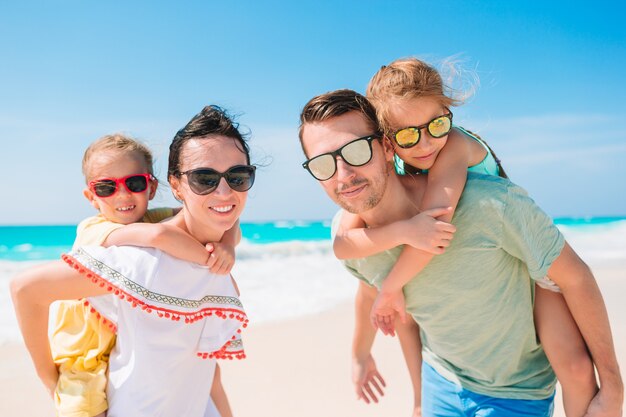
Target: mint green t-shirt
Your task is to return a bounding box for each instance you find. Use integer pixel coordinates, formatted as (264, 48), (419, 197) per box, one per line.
(338, 174), (565, 400)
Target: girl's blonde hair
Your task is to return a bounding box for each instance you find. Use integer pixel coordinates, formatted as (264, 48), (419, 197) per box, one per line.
(82, 133), (154, 181)
(366, 57), (471, 135)
(367, 57), (508, 178)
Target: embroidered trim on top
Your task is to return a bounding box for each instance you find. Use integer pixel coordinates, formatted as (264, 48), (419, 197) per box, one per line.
(62, 252), (248, 360)
(62, 252), (248, 325)
(70, 247), (243, 310)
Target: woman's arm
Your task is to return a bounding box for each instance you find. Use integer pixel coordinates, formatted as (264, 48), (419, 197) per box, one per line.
(10, 261), (109, 394)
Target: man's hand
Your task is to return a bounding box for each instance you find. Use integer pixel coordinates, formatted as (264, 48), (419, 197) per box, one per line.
(205, 242), (235, 275)
(352, 354), (386, 404)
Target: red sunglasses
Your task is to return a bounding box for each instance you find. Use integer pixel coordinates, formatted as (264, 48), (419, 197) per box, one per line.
(88, 173), (155, 198)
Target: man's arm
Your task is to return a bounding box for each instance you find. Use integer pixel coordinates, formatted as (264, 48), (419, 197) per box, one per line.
(548, 242), (623, 415)
(352, 281), (386, 404)
(395, 316), (422, 416)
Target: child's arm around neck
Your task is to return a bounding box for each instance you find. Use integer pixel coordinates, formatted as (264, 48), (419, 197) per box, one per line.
(379, 129), (472, 291)
(332, 130), (472, 260)
(103, 211), (240, 273)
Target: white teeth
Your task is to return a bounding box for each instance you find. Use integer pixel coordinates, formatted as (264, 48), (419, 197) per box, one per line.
(212, 205), (233, 213)
(117, 205), (135, 212)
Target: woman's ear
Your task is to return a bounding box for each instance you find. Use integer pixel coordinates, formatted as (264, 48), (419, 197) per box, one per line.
(169, 175), (184, 202)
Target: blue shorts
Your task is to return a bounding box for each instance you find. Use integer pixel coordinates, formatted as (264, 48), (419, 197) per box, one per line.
(422, 362), (555, 417)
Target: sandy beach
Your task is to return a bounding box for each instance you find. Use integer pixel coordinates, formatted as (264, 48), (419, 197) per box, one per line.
(1, 258), (624, 416)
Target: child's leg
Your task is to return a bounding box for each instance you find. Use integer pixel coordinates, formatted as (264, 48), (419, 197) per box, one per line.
(534, 285), (598, 417)
(395, 316), (422, 417)
(210, 363), (233, 417)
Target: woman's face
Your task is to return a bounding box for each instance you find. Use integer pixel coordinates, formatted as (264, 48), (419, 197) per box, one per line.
(170, 135), (249, 242)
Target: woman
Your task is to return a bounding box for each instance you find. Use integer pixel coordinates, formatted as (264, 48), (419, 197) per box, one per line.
(11, 105), (256, 417)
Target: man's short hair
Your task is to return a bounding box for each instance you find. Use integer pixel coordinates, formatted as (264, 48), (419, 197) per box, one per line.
(298, 89), (382, 155)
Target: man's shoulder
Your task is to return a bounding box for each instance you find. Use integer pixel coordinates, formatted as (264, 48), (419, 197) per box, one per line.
(462, 173), (531, 203)
(464, 172), (511, 192)
(455, 174), (530, 224)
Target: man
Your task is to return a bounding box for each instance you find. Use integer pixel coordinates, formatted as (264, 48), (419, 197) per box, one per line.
(298, 89), (623, 416)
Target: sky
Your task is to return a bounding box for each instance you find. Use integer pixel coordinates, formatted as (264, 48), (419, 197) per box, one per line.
(1, 0), (625, 225)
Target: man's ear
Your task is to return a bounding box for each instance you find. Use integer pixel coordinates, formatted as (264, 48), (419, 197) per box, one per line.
(83, 188), (100, 211)
(382, 136), (396, 162)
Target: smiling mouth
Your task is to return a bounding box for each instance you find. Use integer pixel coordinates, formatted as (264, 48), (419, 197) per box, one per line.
(414, 151), (436, 160)
(338, 182), (367, 199)
(210, 205), (234, 214)
(116, 205), (136, 212)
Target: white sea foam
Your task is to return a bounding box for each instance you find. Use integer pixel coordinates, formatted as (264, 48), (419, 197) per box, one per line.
(0, 241), (357, 344)
(231, 240), (357, 326)
(557, 221), (626, 266)
(1, 223), (625, 344)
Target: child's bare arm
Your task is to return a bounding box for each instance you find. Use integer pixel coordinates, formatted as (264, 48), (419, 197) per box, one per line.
(221, 219), (241, 246)
(205, 220), (241, 275)
(334, 209), (454, 260)
(380, 131), (470, 287)
(420, 129), (470, 221)
(374, 132), (471, 334)
(103, 223), (210, 265)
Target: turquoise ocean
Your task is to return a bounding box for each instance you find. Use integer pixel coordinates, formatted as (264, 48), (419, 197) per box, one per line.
(0, 221), (333, 262)
(1, 217), (625, 343)
(1, 217), (625, 262)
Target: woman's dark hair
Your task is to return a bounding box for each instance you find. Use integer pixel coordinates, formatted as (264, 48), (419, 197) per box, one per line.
(168, 105), (250, 176)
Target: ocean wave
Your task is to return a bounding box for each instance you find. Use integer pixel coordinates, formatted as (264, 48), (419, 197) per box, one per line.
(236, 240), (333, 260)
(558, 222), (626, 262)
(1, 222), (624, 343)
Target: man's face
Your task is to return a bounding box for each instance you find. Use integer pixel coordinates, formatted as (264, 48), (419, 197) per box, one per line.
(301, 111), (393, 214)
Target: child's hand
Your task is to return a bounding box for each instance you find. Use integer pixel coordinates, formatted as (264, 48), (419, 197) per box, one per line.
(205, 242), (235, 275)
(401, 207), (456, 254)
(370, 289), (407, 337)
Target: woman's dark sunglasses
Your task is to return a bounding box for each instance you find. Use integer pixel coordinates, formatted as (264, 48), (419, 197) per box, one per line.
(88, 173), (154, 198)
(177, 165), (256, 195)
(302, 135), (379, 181)
(393, 111), (453, 148)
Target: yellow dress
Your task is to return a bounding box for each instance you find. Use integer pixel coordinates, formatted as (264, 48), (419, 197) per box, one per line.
(50, 208), (174, 417)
